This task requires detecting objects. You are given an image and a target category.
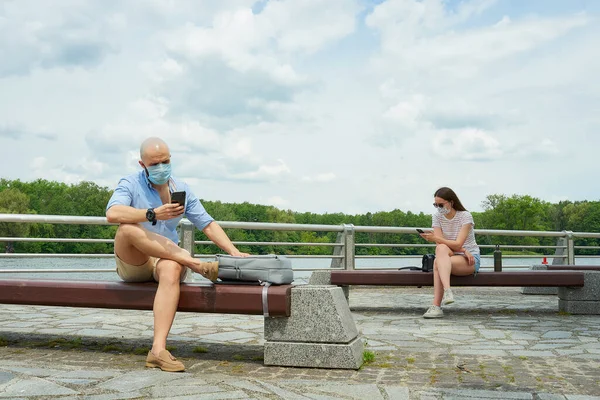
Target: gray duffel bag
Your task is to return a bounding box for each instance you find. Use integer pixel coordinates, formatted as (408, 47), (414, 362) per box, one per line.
(216, 254), (294, 285)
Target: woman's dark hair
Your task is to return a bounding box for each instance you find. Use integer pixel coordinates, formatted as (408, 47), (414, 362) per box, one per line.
(434, 187), (467, 211)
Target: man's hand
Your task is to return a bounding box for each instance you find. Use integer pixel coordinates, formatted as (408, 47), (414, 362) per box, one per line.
(154, 203), (184, 220)
(230, 249), (250, 257)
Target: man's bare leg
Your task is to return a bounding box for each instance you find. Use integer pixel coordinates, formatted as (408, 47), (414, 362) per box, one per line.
(151, 259), (183, 356)
(114, 223), (217, 280)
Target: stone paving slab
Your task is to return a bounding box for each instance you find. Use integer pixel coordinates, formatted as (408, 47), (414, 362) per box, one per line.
(0, 286), (599, 399)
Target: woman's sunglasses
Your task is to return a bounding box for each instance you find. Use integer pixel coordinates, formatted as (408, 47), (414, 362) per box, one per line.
(433, 202), (447, 208)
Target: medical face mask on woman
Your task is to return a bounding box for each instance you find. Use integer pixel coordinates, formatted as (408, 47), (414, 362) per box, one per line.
(146, 163), (172, 185)
(437, 204), (451, 216)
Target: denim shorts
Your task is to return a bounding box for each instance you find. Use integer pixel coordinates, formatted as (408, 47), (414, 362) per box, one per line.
(473, 253), (481, 274)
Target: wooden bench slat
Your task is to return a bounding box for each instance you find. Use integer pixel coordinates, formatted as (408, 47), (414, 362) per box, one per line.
(546, 265), (600, 271)
(0, 279), (291, 317)
(330, 270), (585, 287)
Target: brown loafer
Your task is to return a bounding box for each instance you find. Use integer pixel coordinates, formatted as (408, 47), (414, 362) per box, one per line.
(145, 350), (185, 372)
(199, 261), (219, 282)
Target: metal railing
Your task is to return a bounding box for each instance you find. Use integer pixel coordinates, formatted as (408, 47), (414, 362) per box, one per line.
(1, 213), (599, 275)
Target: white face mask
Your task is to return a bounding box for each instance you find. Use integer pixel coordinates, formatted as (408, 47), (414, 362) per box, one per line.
(438, 205), (451, 216)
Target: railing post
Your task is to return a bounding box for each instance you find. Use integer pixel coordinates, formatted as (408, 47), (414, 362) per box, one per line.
(564, 231), (575, 265)
(330, 232), (344, 269)
(552, 237), (567, 265)
(330, 224), (355, 270)
(179, 219), (195, 256)
(343, 224), (355, 270)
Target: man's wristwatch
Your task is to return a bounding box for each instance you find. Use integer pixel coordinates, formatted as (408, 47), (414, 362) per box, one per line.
(146, 208), (157, 226)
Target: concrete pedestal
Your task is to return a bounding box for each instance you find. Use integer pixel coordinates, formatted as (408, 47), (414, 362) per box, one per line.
(521, 265), (558, 295)
(308, 270), (349, 300)
(558, 271), (600, 315)
(264, 285), (363, 369)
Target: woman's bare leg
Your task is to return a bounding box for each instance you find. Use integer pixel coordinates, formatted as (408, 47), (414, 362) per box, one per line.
(434, 244), (454, 290)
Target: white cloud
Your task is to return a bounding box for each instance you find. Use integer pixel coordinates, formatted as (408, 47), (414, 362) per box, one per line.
(432, 129), (502, 161)
(1, 0), (599, 215)
(0, 0), (123, 77)
(302, 173), (337, 183)
(233, 159), (291, 181)
(267, 195), (289, 208)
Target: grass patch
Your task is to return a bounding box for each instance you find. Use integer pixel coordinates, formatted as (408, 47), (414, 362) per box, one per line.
(376, 363), (393, 368)
(133, 347), (150, 355)
(518, 355), (528, 361)
(166, 345), (176, 352)
(0, 337), (7, 347)
(193, 346), (208, 353)
(362, 350), (376, 364)
(34, 337), (83, 349)
(231, 365), (244, 373)
(251, 356), (264, 362)
(430, 368), (439, 384)
(406, 357), (415, 364)
(498, 309), (517, 315)
(102, 344), (123, 352)
(232, 355), (245, 361)
(558, 311), (571, 316)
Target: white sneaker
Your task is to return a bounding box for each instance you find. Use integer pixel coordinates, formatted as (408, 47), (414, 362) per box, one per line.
(423, 305), (444, 318)
(442, 288), (455, 305)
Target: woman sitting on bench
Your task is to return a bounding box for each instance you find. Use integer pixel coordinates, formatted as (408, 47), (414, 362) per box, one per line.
(419, 187), (481, 318)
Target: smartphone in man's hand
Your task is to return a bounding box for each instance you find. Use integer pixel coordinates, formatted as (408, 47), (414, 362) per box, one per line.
(416, 228), (425, 234)
(171, 191), (186, 206)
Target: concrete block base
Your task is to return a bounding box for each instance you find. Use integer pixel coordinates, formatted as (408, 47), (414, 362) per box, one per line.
(557, 272), (600, 315)
(558, 299), (600, 315)
(308, 270), (349, 301)
(264, 337), (364, 369)
(521, 286), (558, 295)
(308, 270), (332, 285)
(521, 265), (557, 295)
(264, 285), (363, 369)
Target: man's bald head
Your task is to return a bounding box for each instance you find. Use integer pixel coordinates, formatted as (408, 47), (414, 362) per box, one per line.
(140, 137), (170, 162)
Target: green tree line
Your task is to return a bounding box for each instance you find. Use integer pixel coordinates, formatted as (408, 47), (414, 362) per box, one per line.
(0, 179), (598, 256)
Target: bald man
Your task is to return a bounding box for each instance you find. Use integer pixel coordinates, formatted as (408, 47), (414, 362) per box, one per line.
(106, 137), (248, 372)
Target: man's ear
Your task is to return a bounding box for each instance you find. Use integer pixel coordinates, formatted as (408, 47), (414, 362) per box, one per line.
(138, 161), (145, 168)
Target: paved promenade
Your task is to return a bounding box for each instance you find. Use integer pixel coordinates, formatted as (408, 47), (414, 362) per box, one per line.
(0, 286), (599, 399)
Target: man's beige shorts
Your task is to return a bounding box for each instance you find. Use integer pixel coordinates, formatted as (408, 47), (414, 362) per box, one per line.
(115, 254), (189, 283)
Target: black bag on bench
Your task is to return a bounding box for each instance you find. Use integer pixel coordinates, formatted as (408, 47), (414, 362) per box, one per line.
(398, 254), (435, 272)
(421, 254), (435, 272)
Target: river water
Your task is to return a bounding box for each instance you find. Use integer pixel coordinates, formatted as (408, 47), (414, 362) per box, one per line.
(1, 256), (598, 284)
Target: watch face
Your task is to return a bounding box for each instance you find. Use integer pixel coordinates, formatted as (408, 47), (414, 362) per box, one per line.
(146, 209), (155, 220)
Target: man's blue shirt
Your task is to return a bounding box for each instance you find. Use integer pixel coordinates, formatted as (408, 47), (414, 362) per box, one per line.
(106, 170), (214, 244)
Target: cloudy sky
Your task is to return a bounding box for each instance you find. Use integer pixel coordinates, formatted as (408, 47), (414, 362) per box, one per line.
(1, 0), (598, 215)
